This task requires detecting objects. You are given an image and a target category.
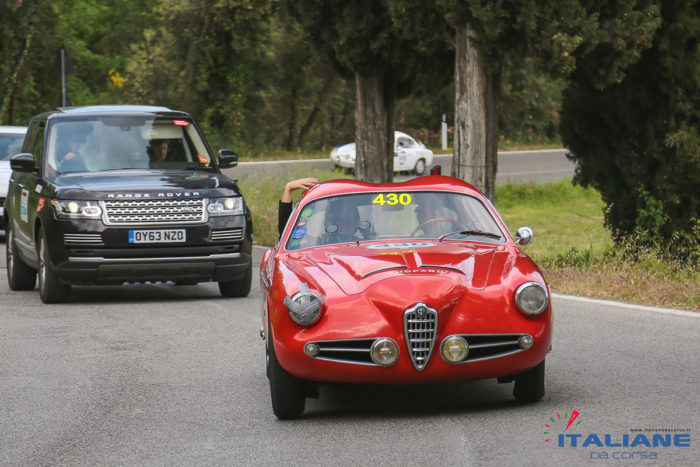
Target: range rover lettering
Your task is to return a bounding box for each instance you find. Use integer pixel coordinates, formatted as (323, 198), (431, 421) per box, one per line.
(4, 105), (253, 303)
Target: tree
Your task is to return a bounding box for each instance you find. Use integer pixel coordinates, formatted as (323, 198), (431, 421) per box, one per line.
(287, 0), (452, 182)
(560, 0), (699, 252)
(434, 1), (660, 199)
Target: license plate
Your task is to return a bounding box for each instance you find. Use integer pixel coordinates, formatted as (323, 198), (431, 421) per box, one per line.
(128, 229), (186, 244)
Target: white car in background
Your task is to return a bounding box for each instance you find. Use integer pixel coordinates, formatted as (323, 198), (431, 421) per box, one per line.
(330, 131), (434, 175)
(1, 125), (28, 207)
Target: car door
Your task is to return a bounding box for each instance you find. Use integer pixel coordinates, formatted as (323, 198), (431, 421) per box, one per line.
(10, 120), (45, 261)
(394, 136), (412, 171)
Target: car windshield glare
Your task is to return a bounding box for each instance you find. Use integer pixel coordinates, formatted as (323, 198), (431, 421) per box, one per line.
(46, 117), (212, 175)
(285, 191), (504, 250)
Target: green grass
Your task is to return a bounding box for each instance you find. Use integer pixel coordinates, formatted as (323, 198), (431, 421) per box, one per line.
(241, 172), (698, 311)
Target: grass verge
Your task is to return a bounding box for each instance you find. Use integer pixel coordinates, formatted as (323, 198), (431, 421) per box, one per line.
(240, 172), (699, 311)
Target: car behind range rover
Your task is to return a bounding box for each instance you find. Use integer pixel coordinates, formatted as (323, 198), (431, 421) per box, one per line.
(4, 105), (252, 303)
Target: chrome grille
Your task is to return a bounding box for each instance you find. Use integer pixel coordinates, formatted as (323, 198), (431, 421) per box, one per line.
(306, 339), (376, 366)
(403, 303), (438, 371)
(64, 233), (103, 245)
(211, 228), (243, 241)
(459, 334), (531, 363)
(100, 199), (206, 225)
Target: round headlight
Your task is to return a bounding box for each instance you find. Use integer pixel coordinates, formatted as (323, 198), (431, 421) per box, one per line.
(67, 201), (80, 213)
(441, 336), (469, 363)
(370, 338), (399, 366)
(514, 282), (549, 316)
(284, 291), (323, 326)
(224, 198), (236, 210)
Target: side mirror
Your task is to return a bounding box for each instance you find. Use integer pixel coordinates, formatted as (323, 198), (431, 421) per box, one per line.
(515, 226), (533, 246)
(10, 153), (37, 172)
(218, 149), (238, 168)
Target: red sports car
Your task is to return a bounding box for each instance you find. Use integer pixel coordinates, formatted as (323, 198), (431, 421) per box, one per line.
(260, 176), (552, 419)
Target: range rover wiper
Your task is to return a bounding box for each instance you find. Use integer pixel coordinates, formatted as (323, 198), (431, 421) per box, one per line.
(438, 230), (502, 242)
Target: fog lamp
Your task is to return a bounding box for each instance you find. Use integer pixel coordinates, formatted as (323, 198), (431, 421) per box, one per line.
(304, 343), (320, 357)
(519, 335), (533, 349)
(441, 336), (469, 363)
(370, 338), (399, 366)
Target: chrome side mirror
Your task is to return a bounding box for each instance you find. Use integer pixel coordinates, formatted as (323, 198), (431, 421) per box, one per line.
(515, 226), (533, 245)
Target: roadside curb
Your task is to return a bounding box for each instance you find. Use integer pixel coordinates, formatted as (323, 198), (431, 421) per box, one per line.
(552, 293), (699, 317)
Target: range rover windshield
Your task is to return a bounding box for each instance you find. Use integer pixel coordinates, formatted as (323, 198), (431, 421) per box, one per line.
(45, 117), (213, 175)
(285, 191), (505, 250)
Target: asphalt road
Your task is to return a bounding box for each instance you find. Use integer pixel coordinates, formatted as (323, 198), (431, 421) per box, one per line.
(225, 149), (575, 185)
(1, 244), (698, 466)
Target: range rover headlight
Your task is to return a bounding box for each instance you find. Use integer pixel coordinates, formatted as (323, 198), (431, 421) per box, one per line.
(207, 197), (243, 216)
(52, 200), (102, 219)
(514, 282), (549, 316)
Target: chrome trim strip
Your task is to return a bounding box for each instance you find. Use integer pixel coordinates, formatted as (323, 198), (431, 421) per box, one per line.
(361, 265), (408, 279)
(317, 347), (369, 353)
(464, 348), (525, 363)
(419, 265), (466, 275)
(468, 340), (520, 349)
(68, 252), (241, 263)
(441, 333), (532, 364)
(312, 357), (379, 367)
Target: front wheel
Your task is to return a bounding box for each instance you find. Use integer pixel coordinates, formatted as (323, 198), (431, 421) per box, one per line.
(513, 359), (545, 402)
(38, 228), (71, 304)
(6, 225), (37, 290)
(414, 158), (426, 175)
(268, 338), (306, 420)
(218, 260), (252, 297)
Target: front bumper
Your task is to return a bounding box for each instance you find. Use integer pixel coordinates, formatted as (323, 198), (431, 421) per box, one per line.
(46, 215), (252, 285)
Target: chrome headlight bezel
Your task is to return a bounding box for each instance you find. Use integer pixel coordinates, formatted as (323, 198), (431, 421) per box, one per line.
(51, 199), (103, 219)
(370, 338), (400, 366)
(440, 335), (469, 364)
(207, 197), (244, 216)
(514, 281), (549, 316)
(284, 288), (324, 326)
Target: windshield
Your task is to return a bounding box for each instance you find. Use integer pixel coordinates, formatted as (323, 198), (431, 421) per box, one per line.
(285, 191), (505, 250)
(0, 133), (25, 161)
(45, 117), (212, 174)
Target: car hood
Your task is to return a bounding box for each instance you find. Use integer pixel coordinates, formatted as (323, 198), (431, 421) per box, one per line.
(49, 170), (241, 199)
(285, 241), (516, 296)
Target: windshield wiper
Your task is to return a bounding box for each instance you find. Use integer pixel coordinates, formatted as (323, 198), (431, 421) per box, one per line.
(438, 230), (502, 242)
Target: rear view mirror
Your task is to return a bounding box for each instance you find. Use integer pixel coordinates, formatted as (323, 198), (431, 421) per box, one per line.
(218, 149), (238, 168)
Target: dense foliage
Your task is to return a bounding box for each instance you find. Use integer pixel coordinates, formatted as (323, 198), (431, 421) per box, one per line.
(561, 0), (700, 257)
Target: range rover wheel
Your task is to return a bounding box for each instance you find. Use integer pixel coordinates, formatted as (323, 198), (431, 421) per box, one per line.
(513, 359), (545, 402)
(268, 337), (306, 420)
(6, 225), (37, 290)
(218, 260), (252, 297)
(38, 228), (71, 304)
(414, 158), (426, 175)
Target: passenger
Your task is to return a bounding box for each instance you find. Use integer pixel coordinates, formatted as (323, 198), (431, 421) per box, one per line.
(278, 178), (318, 236)
(56, 126), (89, 172)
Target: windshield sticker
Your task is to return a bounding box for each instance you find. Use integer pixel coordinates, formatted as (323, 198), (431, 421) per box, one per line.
(197, 154), (209, 164)
(20, 189), (28, 222)
(372, 193), (412, 206)
(367, 242), (435, 250)
(292, 226), (307, 239)
(301, 208), (313, 218)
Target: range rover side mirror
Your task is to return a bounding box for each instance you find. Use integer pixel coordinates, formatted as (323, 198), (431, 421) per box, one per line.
(10, 153), (37, 172)
(515, 226), (533, 245)
(218, 149), (238, 169)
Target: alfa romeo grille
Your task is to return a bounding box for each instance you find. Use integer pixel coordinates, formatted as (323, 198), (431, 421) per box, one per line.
(101, 199), (206, 225)
(403, 302), (438, 371)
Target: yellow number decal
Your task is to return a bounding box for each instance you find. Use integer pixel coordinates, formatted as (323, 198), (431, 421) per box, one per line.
(373, 193), (412, 206)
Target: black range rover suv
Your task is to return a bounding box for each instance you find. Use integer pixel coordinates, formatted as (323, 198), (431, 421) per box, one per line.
(4, 105), (253, 303)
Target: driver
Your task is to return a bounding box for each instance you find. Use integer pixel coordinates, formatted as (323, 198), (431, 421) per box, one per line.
(323, 197), (361, 244)
(414, 196), (459, 238)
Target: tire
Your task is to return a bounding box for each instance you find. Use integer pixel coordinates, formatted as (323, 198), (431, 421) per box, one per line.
(6, 225), (37, 291)
(38, 228), (71, 304)
(414, 158), (426, 175)
(513, 359), (545, 402)
(218, 260), (252, 297)
(268, 337), (306, 420)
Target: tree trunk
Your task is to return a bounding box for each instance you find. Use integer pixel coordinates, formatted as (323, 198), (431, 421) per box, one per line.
(354, 73), (394, 183)
(452, 24), (500, 200)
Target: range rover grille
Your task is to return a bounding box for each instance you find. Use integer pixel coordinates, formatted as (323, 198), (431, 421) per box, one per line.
(101, 199), (206, 225)
(403, 303), (438, 371)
